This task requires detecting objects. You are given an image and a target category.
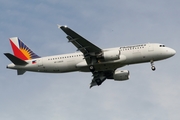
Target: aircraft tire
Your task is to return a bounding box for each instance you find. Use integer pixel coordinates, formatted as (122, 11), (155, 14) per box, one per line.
(151, 66), (156, 71)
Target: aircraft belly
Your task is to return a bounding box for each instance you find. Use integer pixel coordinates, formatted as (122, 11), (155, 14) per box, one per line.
(95, 63), (124, 71)
(79, 62), (124, 72)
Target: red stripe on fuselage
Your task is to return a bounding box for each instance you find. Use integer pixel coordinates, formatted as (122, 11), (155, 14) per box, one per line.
(10, 40), (28, 60)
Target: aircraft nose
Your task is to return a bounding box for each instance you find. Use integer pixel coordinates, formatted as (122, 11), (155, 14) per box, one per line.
(167, 48), (176, 57)
(169, 48), (176, 56)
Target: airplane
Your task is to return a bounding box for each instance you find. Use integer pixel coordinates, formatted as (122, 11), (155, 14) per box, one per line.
(4, 25), (176, 88)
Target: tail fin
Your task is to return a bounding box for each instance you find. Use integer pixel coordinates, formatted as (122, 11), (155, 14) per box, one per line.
(9, 37), (40, 60)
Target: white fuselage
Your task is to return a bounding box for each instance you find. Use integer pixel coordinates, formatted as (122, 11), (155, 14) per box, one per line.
(7, 43), (176, 73)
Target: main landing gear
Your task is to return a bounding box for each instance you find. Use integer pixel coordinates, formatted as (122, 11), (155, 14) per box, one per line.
(150, 60), (156, 71)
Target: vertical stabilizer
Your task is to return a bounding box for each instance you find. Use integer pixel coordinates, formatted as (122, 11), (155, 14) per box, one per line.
(9, 37), (40, 60)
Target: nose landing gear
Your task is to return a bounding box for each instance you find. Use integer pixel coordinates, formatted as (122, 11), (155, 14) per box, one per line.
(151, 66), (156, 71)
(150, 60), (156, 71)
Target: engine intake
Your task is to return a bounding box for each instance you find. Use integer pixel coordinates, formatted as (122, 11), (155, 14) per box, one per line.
(113, 70), (130, 81)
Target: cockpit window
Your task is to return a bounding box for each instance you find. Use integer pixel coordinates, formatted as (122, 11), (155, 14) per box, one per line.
(160, 45), (165, 47)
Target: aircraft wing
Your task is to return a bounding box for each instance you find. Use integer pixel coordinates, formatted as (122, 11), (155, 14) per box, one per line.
(90, 70), (114, 88)
(59, 25), (113, 88)
(59, 25), (102, 64)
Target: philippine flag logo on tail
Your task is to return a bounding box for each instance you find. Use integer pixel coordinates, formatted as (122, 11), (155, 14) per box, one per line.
(9, 37), (40, 60)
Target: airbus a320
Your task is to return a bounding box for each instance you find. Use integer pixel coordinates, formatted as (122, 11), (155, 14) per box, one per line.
(4, 25), (176, 88)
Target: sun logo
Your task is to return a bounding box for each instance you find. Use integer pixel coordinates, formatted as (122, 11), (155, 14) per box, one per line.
(18, 39), (34, 60)
(16, 38), (40, 60)
(20, 48), (32, 60)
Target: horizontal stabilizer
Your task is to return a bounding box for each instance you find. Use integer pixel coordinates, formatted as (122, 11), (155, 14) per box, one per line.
(17, 70), (26, 75)
(4, 53), (28, 65)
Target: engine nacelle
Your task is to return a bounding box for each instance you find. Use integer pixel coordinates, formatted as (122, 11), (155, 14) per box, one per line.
(103, 50), (120, 61)
(113, 70), (130, 81)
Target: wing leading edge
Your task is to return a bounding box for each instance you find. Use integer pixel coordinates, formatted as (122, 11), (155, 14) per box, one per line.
(59, 25), (102, 55)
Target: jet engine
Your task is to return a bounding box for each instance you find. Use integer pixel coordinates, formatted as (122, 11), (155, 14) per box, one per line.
(101, 50), (120, 61)
(113, 70), (130, 81)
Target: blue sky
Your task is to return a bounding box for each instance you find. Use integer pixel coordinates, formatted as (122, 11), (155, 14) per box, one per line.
(0, 0), (179, 120)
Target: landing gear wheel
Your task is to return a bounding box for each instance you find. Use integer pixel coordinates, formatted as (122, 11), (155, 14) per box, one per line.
(150, 60), (156, 71)
(151, 66), (156, 71)
(89, 65), (95, 72)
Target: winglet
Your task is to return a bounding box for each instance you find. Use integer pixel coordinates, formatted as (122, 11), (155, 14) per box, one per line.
(57, 24), (61, 29)
(57, 24), (67, 29)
